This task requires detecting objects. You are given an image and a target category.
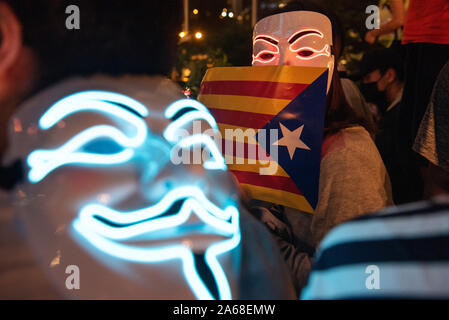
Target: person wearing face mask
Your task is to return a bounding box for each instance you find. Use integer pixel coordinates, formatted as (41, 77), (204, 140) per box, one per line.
(359, 48), (404, 115)
(249, 0), (393, 294)
(0, 0), (296, 300)
(358, 48), (406, 204)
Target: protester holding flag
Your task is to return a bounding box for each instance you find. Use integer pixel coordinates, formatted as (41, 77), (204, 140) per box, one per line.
(247, 1), (393, 293)
(196, 0), (393, 294)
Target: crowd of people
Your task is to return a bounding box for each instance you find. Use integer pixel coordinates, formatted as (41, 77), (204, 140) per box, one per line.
(0, 0), (448, 299)
(303, 0), (449, 298)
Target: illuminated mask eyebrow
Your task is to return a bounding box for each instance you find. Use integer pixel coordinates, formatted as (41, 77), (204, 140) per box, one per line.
(39, 91), (148, 129)
(254, 35), (279, 45)
(27, 91), (149, 183)
(287, 28), (331, 61)
(288, 28), (323, 44)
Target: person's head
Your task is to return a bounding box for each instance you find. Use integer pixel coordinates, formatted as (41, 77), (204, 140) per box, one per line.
(1, 1), (246, 299)
(252, 1), (342, 90)
(252, 0), (374, 137)
(253, 10), (334, 89)
(359, 48), (404, 113)
(4, 76), (242, 299)
(0, 0), (181, 156)
(413, 60), (449, 199)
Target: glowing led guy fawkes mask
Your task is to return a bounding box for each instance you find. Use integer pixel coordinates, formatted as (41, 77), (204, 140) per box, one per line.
(252, 11), (334, 90)
(4, 76), (241, 300)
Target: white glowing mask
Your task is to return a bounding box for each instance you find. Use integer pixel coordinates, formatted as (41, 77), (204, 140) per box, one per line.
(4, 76), (241, 300)
(252, 11), (334, 90)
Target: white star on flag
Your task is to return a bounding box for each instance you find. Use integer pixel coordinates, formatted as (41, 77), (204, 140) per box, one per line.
(273, 123), (311, 159)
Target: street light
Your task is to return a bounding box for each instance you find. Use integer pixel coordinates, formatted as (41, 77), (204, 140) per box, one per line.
(193, 9), (198, 15)
(179, 31), (186, 38)
(195, 32), (203, 39)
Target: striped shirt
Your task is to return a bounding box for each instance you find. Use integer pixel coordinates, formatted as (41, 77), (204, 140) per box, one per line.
(301, 197), (449, 299)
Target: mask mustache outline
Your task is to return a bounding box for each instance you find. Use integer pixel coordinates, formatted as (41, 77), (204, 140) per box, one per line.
(73, 186), (241, 300)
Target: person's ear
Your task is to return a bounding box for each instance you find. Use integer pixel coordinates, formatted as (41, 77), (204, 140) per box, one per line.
(0, 2), (23, 77)
(385, 68), (397, 84)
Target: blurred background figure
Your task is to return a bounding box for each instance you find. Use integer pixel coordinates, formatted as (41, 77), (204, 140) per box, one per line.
(395, 0), (449, 203)
(414, 61), (449, 201)
(364, 0), (407, 52)
(357, 47), (406, 204)
(339, 78), (377, 135)
(302, 60), (449, 300)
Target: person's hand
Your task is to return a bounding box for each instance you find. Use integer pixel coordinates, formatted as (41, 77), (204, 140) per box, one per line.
(365, 30), (378, 44)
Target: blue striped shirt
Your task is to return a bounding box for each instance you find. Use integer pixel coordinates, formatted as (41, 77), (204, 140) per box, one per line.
(301, 197), (449, 299)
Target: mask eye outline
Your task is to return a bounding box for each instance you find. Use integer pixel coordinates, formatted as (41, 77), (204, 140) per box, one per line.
(253, 51), (277, 64)
(287, 28), (331, 61)
(81, 138), (126, 154)
(292, 44), (331, 61)
(252, 35), (280, 64)
(27, 91), (149, 183)
(164, 99), (226, 171)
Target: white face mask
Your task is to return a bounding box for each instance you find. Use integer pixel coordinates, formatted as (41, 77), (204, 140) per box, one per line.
(5, 76), (241, 300)
(252, 11), (334, 91)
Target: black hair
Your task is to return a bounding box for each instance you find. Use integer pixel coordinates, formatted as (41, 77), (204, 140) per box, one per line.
(380, 61), (405, 83)
(260, 0), (376, 137)
(361, 47), (405, 82)
(3, 0), (182, 89)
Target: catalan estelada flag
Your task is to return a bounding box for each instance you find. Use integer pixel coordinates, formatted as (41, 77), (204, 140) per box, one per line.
(198, 66), (328, 213)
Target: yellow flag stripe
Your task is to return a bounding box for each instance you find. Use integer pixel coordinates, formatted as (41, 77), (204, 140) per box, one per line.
(217, 123), (259, 145)
(240, 183), (314, 213)
(227, 157), (289, 177)
(198, 94), (290, 115)
(202, 66), (327, 84)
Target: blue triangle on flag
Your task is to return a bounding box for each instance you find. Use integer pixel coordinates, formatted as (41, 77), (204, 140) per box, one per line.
(255, 70), (328, 210)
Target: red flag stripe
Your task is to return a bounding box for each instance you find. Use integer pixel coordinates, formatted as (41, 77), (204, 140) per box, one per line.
(220, 136), (328, 162)
(231, 170), (303, 196)
(200, 81), (308, 100)
(209, 108), (274, 129)
(221, 139), (272, 161)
